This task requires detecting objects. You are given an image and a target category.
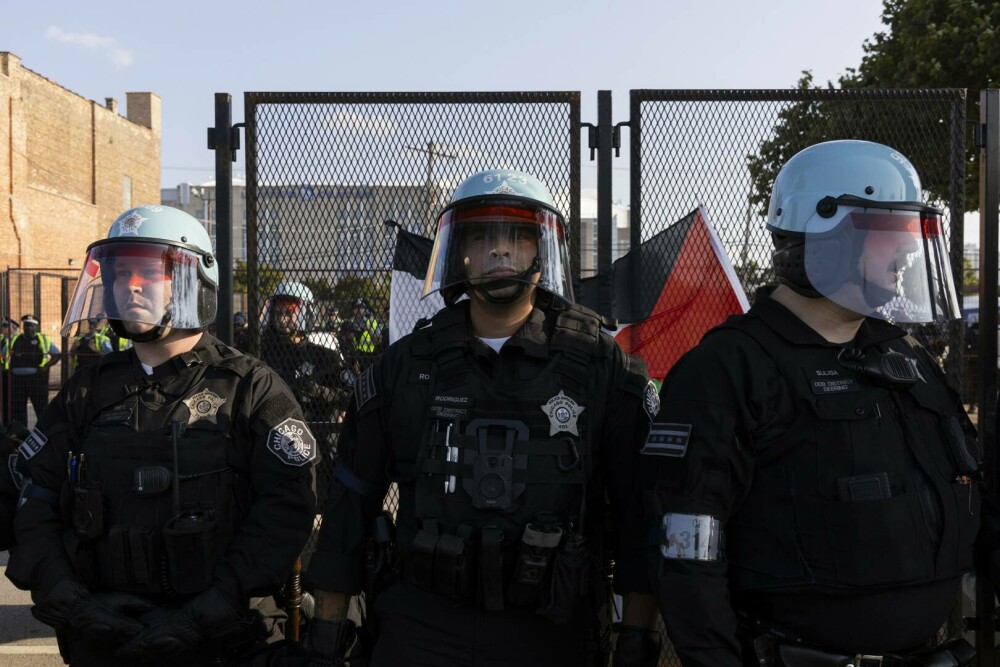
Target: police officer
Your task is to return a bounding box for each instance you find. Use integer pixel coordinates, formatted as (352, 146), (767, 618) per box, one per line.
(69, 315), (113, 373)
(0, 422), (29, 550)
(342, 298), (381, 356)
(305, 170), (661, 667)
(5, 205), (317, 666)
(0, 317), (17, 426)
(7, 314), (60, 426)
(260, 281), (352, 474)
(644, 141), (981, 666)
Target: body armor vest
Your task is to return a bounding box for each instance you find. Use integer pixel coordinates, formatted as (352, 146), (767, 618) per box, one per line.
(719, 315), (980, 593)
(385, 303), (611, 607)
(73, 344), (257, 597)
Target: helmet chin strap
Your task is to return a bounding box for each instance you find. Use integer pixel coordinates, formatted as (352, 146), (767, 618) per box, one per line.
(109, 301), (174, 342)
(470, 256), (541, 304)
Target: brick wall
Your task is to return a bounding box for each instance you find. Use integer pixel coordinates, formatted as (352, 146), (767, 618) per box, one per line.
(0, 51), (160, 273)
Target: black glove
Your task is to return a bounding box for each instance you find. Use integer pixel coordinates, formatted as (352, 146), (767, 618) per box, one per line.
(30, 578), (89, 631)
(302, 618), (356, 666)
(613, 625), (662, 667)
(72, 592), (154, 647)
(116, 587), (250, 661)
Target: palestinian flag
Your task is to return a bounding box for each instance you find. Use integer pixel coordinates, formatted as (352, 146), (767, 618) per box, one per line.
(578, 206), (749, 381)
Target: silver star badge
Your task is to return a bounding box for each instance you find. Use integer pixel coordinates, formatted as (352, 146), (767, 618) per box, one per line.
(118, 211), (148, 235)
(541, 390), (585, 436)
(183, 389), (227, 425)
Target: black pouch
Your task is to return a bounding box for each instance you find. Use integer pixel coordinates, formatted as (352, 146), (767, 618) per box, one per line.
(538, 532), (588, 625)
(434, 526), (475, 600)
(72, 482), (104, 539)
(163, 506), (217, 595)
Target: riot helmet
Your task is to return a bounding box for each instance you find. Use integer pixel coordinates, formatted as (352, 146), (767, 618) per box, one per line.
(767, 140), (960, 323)
(267, 281), (314, 335)
(62, 205), (218, 342)
(423, 170), (573, 305)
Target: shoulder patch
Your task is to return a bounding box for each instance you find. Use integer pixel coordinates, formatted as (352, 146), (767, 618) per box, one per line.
(355, 365), (377, 411)
(642, 423), (692, 458)
(7, 452), (24, 490)
(18, 427), (48, 460)
(266, 418), (316, 467)
(643, 381), (661, 420)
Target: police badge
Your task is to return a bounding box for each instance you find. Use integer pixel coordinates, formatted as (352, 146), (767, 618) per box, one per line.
(540, 390), (585, 436)
(183, 389), (227, 425)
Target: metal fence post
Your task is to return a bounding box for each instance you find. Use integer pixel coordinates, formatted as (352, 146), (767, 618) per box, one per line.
(210, 93), (234, 345)
(596, 91), (614, 317)
(976, 88), (998, 667)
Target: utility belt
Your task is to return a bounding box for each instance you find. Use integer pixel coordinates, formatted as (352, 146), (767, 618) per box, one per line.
(73, 478), (220, 596)
(739, 613), (975, 667)
(401, 513), (601, 625)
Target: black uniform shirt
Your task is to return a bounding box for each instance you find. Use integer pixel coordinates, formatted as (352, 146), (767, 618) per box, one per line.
(6, 334), (316, 600)
(309, 300), (654, 597)
(645, 291), (985, 666)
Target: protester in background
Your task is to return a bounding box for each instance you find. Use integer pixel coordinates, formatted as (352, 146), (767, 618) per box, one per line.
(645, 141), (982, 667)
(306, 170), (661, 667)
(6, 205), (315, 666)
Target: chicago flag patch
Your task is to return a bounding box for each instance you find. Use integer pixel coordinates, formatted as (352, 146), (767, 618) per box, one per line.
(642, 423), (692, 458)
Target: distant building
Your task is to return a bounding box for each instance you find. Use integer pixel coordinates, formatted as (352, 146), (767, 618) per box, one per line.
(578, 191), (630, 277)
(161, 178), (249, 262)
(0, 51), (160, 332)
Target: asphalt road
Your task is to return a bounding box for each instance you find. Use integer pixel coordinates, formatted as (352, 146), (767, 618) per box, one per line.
(0, 551), (64, 666)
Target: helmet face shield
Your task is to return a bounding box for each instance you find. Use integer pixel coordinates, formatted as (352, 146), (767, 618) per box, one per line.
(62, 241), (216, 337)
(803, 203), (960, 323)
(423, 199), (573, 302)
(267, 294), (310, 334)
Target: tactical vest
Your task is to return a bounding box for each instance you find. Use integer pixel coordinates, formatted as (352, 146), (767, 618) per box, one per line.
(719, 315), (980, 593)
(10, 332), (51, 369)
(72, 344), (258, 597)
(387, 303), (610, 609)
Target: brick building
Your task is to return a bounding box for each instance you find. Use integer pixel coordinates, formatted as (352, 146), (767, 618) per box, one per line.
(0, 51), (160, 339)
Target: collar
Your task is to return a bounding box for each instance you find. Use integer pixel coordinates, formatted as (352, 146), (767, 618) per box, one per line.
(751, 287), (906, 350)
(129, 333), (224, 383)
(454, 301), (550, 360)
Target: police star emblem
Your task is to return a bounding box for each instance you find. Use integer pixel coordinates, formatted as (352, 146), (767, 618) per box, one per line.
(118, 211), (149, 236)
(541, 390), (585, 436)
(183, 389), (227, 425)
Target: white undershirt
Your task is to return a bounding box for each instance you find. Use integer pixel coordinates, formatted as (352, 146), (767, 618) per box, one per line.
(141, 363), (154, 375)
(478, 336), (511, 354)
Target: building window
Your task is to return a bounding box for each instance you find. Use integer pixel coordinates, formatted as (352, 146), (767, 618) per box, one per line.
(123, 176), (132, 209)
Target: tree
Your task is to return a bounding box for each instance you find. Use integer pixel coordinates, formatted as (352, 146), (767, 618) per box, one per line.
(233, 259), (285, 301)
(750, 0), (999, 213)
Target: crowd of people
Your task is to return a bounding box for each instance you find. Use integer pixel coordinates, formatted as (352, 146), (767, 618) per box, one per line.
(0, 142), (990, 667)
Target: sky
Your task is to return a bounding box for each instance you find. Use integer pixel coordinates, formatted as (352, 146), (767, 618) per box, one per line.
(2, 0), (886, 185)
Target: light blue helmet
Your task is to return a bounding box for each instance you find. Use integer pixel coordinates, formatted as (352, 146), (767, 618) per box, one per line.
(766, 140), (959, 323)
(423, 170), (573, 305)
(62, 205), (219, 341)
(267, 280), (315, 332)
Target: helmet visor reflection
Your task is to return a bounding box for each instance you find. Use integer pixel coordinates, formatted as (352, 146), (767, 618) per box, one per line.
(423, 200), (573, 302)
(804, 206), (960, 323)
(61, 241), (209, 336)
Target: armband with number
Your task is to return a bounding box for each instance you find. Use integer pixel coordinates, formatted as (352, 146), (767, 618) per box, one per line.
(659, 513), (722, 561)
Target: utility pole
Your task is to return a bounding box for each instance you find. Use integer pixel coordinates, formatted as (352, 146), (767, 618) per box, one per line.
(406, 141), (457, 233)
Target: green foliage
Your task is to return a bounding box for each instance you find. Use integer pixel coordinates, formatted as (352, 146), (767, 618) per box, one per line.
(750, 0), (996, 214)
(301, 276), (336, 302)
(233, 259), (285, 298)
